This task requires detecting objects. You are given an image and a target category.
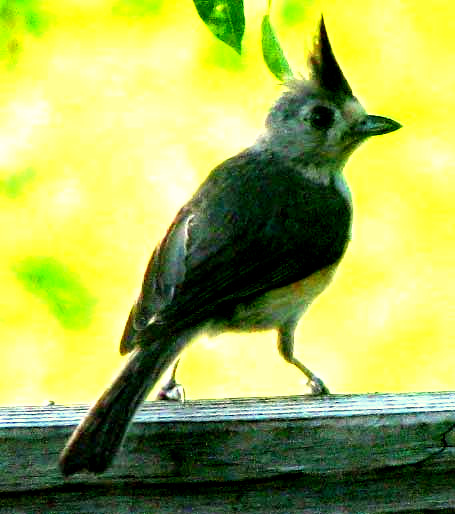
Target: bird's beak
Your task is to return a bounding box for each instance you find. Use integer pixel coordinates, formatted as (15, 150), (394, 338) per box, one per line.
(352, 114), (402, 139)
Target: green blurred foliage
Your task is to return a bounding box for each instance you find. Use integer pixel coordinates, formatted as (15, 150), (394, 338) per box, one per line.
(0, 0), (50, 67)
(193, 0), (245, 55)
(279, 0), (311, 26)
(112, 0), (163, 18)
(13, 257), (96, 330)
(0, 167), (36, 198)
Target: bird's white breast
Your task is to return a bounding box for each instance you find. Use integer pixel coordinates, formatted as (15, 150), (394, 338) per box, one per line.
(222, 263), (339, 332)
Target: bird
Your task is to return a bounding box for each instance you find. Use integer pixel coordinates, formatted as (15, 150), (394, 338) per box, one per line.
(59, 16), (401, 476)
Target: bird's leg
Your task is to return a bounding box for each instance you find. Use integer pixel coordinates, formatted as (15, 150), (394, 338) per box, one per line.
(156, 359), (185, 402)
(278, 320), (330, 395)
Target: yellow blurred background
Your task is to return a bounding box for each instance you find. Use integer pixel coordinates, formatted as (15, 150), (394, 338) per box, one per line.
(0, 0), (453, 406)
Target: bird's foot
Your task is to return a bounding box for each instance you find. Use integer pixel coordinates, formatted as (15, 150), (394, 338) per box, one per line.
(156, 359), (185, 402)
(307, 376), (330, 395)
(156, 381), (185, 402)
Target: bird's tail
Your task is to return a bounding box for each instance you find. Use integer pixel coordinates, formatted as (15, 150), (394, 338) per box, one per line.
(59, 334), (188, 476)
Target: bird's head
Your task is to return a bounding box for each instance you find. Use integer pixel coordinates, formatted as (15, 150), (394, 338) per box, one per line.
(260, 16), (401, 169)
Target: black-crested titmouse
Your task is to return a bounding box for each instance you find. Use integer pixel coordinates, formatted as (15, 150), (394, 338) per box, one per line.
(60, 16), (401, 475)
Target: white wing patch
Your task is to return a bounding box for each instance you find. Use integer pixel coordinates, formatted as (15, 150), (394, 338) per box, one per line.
(159, 213), (194, 301)
(133, 213), (195, 330)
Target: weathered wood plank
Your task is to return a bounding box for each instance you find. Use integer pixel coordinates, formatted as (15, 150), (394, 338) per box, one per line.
(1, 468), (455, 513)
(0, 392), (454, 512)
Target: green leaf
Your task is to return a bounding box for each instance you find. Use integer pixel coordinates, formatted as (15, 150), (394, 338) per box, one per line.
(261, 14), (293, 81)
(0, 167), (36, 198)
(193, 0), (245, 55)
(14, 257), (96, 330)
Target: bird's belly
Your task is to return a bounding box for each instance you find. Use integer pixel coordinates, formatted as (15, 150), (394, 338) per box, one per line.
(222, 263), (339, 331)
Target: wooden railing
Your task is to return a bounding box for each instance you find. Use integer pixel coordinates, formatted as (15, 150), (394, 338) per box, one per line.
(1, 392), (454, 512)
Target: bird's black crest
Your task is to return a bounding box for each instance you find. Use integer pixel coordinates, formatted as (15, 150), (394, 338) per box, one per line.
(308, 16), (353, 100)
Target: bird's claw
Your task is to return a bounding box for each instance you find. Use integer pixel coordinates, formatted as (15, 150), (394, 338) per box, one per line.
(156, 381), (185, 402)
(156, 359), (185, 402)
(307, 376), (330, 395)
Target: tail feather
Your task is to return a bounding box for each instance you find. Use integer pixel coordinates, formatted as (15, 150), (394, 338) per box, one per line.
(59, 335), (187, 476)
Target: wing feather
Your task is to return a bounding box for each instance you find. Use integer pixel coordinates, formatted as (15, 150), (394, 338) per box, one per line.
(121, 149), (352, 352)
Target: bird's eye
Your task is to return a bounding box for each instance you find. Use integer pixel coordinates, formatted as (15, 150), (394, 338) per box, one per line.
(309, 105), (335, 130)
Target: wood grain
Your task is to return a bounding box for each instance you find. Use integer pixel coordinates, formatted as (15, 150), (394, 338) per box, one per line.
(0, 392), (454, 512)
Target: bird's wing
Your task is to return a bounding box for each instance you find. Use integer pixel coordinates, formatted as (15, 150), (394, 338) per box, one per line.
(120, 150), (351, 353)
